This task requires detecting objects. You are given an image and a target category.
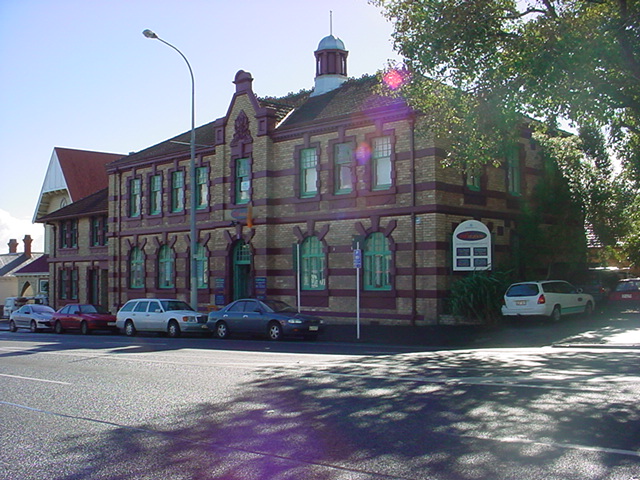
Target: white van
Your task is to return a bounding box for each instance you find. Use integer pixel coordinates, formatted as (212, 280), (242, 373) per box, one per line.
(3, 297), (28, 318)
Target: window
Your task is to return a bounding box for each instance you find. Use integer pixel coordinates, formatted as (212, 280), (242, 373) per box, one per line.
(129, 247), (144, 289)
(129, 178), (141, 217)
(300, 236), (326, 290)
(195, 243), (208, 289)
(364, 232), (392, 291)
(300, 148), (318, 198)
(466, 167), (482, 191)
(235, 158), (250, 204)
(59, 270), (68, 299)
(91, 217), (101, 246)
(60, 222), (68, 248)
(150, 174), (162, 215)
(196, 167), (208, 209)
(69, 220), (78, 248)
(158, 245), (175, 289)
(507, 146), (521, 195)
(70, 269), (78, 299)
(171, 171), (185, 212)
(334, 142), (353, 194)
(372, 136), (392, 190)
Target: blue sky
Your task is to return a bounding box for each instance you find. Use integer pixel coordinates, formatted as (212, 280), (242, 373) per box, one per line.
(0, 0), (400, 252)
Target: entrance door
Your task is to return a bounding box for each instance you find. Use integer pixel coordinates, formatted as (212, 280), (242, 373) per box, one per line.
(232, 241), (252, 301)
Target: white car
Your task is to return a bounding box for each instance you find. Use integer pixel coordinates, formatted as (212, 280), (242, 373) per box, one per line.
(116, 299), (208, 337)
(502, 280), (594, 322)
(9, 304), (55, 332)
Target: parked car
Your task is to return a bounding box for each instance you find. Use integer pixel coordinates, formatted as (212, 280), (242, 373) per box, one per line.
(207, 298), (324, 341)
(9, 304), (55, 332)
(502, 280), (594, 322)
(52, 303), (118, 335)
(115, 299), (208, 337)
(570, 268), (626, 305)
(3, 297), (28, 318)
(608, 278), (640, 304)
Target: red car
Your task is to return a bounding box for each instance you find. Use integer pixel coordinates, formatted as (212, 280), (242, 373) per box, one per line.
(608, 278), (640, 303)
(52, 304), (118, 335)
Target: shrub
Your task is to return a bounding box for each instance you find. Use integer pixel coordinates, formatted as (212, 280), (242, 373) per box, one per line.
(449, 270), (512, 325)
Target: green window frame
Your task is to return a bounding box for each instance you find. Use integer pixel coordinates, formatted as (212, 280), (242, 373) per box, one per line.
(334, 142), (353, 194)
(129, 178), (141, 217)
(507, 146), (521, 195)
(235, 158), (250, 205)
(69, 220), (78, 248)
(171, 171), (185, 212)
(195, 243), (208, 289)
(363, 232), (392, 291)
(196, 166), (208, 209)
(59, 270), (68, 299)
(129, 247), (145, 289)
(158, 245), (175, 289)
(150, 174), (162, 215)
(70, 269), (78, 300)
(466, 166), (482, 191)
(372, 136), (392, 190)
(300, 148), (318, 198)
(60, 221), (68, 248)
(301, 236), (326, 290)
(90, 217), (101, 246)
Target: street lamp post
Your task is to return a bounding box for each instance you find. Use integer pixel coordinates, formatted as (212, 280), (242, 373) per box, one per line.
(143, 29), (198, 310)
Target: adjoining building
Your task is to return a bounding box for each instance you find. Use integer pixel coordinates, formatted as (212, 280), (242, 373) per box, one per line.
(102, 34), (585, 324)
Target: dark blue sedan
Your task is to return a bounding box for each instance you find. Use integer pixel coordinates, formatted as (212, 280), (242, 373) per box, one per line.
(207, 299), (323, 341)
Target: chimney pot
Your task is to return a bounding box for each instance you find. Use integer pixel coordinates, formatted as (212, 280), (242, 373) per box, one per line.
(23, 235), (32, 256)
(8, 239), (18, 254)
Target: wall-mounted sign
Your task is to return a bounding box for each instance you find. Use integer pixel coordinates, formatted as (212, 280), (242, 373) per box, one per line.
(453, 220), (492, 271)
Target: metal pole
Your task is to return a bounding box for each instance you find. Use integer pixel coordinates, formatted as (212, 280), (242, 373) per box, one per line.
(143, 30), (198, 310)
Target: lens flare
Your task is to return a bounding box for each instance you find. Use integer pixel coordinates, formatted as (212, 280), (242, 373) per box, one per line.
(356, 142), (371, 165)
(383, 68), (409, 90)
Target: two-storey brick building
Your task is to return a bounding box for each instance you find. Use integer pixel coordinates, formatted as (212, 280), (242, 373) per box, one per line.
(104, 34), (583, 324)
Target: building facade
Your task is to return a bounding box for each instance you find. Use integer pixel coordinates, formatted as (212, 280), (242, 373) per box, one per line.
(101, 34), (582, 324)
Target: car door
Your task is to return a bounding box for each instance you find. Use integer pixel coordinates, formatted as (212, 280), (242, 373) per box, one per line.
(13, 306), (28, 328)
(558, 281), (583, 314)
(131, 300), (150, 330)
(242, 300), (266, 334)
(146, 300), (164, 331)
(220, 300), (249, 333)
(57, 305), (72, 329)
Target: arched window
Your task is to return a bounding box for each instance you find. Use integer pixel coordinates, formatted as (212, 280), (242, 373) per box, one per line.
(158, 245), (175, 289)
(195, 243), (208, 289)
(301, 236), (325, 290)
(129, 247), (145, 289)
(363, 232), (392, 291)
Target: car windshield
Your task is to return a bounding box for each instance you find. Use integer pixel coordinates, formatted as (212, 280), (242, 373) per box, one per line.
(80, 305), (109, 314)
(262, 300), (297, 313)
(33, 305), (54, 313)
(160, 300), (194, 312)
(615, 280), (640, 292)
(506, 284), (540, 297)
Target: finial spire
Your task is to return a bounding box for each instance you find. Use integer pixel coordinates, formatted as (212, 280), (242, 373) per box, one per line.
(330, 10), (333, 36)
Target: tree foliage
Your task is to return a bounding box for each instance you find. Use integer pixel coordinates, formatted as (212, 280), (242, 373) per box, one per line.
(372, 0), (640, 260)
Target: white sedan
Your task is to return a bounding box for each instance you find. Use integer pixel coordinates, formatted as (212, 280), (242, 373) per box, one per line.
(9, 304), (55, 332)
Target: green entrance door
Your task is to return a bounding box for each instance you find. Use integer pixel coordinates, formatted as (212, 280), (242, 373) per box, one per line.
(232, 241), (252, 301)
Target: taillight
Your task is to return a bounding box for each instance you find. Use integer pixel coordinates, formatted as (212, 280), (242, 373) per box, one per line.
(538, 294), (546, 304)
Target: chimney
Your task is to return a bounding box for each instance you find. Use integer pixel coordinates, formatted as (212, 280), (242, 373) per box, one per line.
(23, 235), (32, 256)
(8, 239), (18, 254)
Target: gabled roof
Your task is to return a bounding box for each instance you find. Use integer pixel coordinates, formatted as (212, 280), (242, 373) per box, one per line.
(37, 188), (108, 223)
(14, 255), (49, 275)
(34, 147), (124, 221)
(0, 253), (45, 277)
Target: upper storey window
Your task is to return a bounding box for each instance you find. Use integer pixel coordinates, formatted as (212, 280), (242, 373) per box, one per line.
(129, 178), (141, 217)
(334, 143), (353, 194)
(235, 158), (250, 205)
(372, 136), (392, 190)
(196, 166), (208, 209)
(171, 171), (185, 212)
(300, 148), (318, 198)
(507, 146), (521, 195)
(149, 174), (162, 215)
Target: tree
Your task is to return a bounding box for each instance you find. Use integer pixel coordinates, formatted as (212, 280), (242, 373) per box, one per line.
(372, 0), (640, 257)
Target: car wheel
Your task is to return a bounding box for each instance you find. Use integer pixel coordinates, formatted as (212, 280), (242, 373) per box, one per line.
(267, 322), (282, 341)
(549, 306), (562, 322)
(584, 301), (594, 317)
(80, 321), (90, 335)
(9, 320), (17, 332)
(215, 321), (228, 339)
(124, 320), (137, 337)
(30, 320), (38, 333)
(167, 320), (181, 338)
(54, 321), (64, 334)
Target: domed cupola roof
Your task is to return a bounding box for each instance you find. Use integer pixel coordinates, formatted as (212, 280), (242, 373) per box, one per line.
(317, 34), (346, 52)
(311, 33), (349, 97)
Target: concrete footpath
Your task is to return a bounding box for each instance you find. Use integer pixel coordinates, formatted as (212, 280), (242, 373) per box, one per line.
(1, 307), (639, 349)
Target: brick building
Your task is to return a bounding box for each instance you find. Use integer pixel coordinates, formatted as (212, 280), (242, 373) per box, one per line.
(104, 34), (582, 324)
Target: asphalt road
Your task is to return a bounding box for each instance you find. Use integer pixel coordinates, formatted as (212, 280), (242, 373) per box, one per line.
(1, 312), (639, 479)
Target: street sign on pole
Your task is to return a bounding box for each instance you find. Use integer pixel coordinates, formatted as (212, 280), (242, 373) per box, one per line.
(353, 249), (362, 268)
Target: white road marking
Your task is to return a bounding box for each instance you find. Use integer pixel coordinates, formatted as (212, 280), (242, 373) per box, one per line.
(0, 373), (72, 385)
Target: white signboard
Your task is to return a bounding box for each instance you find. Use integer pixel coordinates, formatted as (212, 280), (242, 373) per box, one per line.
(453, 220), (492, 271)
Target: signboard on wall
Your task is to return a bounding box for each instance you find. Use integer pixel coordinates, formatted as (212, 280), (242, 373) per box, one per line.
(453, 220), (492, 271)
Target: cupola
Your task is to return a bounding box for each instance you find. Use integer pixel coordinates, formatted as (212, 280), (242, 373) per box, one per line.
(311, 34), (348, 97)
